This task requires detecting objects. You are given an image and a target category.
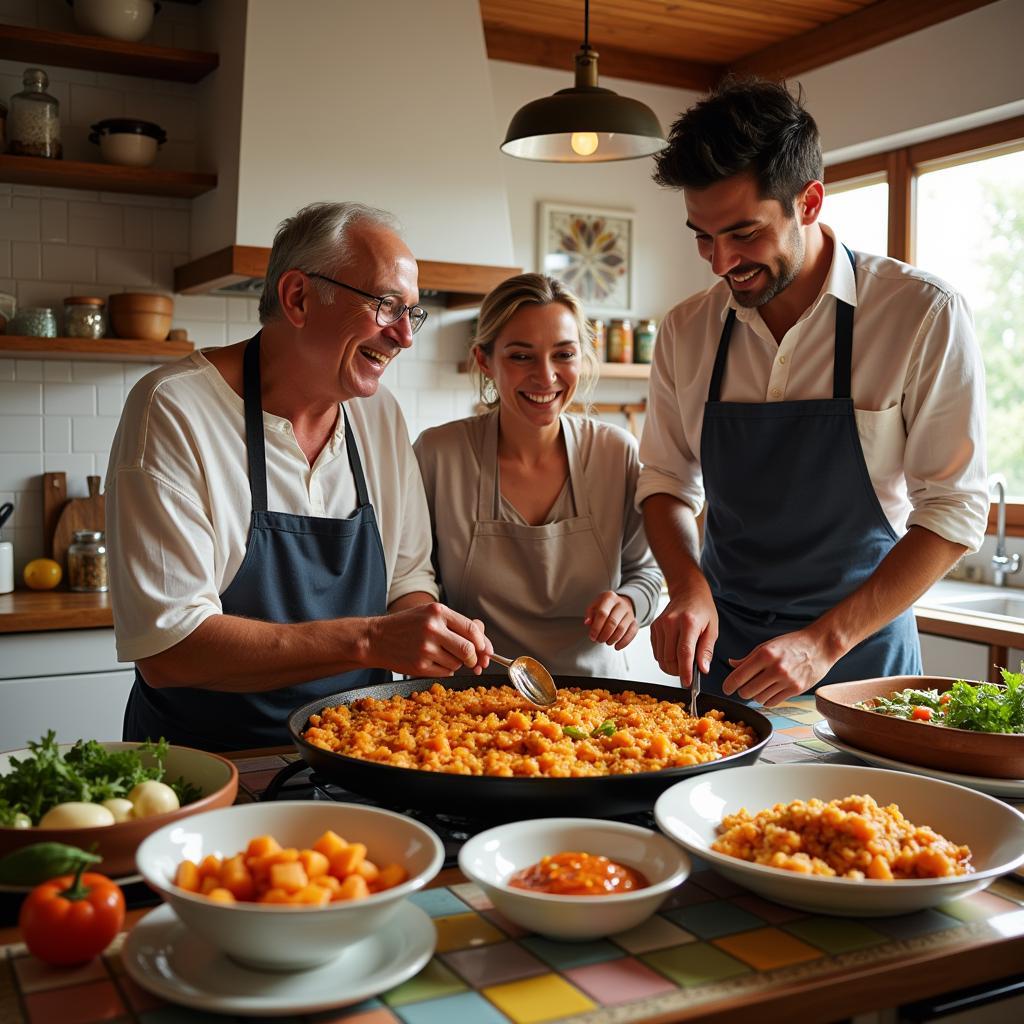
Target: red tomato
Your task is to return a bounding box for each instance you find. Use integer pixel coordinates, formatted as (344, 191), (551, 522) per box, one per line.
(19, 870), (125, 966)
(911, 705), (933, 722)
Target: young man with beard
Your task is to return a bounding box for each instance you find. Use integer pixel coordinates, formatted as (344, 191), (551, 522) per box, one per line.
(637, 78), (987, 706)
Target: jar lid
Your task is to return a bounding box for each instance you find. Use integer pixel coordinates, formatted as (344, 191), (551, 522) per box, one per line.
(64, 296), (104, 307)
(72, 530), (104, 542)
(22, 68), (48, 87)
(89, 119), (167, 145)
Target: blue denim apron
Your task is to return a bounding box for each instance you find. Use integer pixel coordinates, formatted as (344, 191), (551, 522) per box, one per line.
(700, 248), (921, 695)
(123, 334), (390, 750)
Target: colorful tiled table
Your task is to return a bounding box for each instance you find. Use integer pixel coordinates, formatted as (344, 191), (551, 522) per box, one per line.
(2, 696), (1023, 1024)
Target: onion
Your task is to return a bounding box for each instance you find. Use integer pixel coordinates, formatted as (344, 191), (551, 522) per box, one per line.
(128, 780), (180, 818)
(101, 798), (136, 823)
(38, 802), (116, 829)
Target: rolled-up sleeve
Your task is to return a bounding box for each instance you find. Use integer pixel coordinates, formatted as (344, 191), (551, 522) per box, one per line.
(636, 313), (705, 514)
(616, 442), (664, 626)
(902, 290), (988, 552)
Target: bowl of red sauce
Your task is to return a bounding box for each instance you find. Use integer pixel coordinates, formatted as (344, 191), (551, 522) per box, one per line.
(458, 818), (689, 940)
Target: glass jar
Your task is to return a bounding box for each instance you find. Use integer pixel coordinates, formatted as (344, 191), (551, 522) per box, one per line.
(0, 292), (15, 335)
(63, 296), (107, 339)
(588, 318), (606, 362)
(634, 319), (657, 364)
(8, 307), (57, 338)
(606, 319), (634, 363)
(68, 531), (108, 593)
(7, 68), (62, 159)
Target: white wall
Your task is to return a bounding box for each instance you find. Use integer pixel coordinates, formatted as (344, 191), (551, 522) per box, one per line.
(230, 0), (515, 267)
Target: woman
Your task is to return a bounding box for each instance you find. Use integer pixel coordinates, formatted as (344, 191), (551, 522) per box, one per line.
(414, 273), (663, 677)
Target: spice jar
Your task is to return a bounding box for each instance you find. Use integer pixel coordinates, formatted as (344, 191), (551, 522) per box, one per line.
(6, 68), (62, 159)
(634, 319), (657, 364)
(606, 319), (634, 363)
(8, 307), (58, 338)
(63, 296), (106, 339)
(68, 531), (108, 593)
(588, 319), (606, 362)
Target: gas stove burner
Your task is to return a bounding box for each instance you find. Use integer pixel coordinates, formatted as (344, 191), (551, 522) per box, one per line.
(260, 760), (661, 870)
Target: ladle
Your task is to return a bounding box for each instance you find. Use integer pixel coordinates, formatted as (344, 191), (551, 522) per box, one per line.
(489, 653), (557, 707)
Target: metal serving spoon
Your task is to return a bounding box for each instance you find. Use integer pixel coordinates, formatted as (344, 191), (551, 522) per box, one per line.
(490, 653), (558, 707)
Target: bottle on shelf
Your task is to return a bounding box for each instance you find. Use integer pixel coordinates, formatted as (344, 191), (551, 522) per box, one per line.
(6, 68), (62, 159)
(606, 319), (634, 364)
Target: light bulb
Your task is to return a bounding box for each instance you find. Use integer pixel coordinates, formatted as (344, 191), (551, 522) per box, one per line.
(570, 132), (599, 156)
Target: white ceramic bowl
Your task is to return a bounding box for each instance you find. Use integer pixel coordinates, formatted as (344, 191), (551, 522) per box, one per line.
(73, 0), (157, 42)
(655, 763), (1024, 917)
(136, 801), (444, 971)
(458, 818), (689, 941)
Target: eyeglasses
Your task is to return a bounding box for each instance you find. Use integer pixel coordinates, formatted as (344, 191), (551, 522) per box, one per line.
(307, 272), (428, 335)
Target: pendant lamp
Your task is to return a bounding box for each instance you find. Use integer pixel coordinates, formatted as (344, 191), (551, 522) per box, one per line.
(500, 0), (667, 163)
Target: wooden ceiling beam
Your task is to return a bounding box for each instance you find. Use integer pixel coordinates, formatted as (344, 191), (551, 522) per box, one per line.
(729, 0), (1000, 80)
(483, 26), (722, 92)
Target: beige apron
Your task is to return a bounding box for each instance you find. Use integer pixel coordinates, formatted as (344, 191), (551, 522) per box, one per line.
(452, 412), (628, 677)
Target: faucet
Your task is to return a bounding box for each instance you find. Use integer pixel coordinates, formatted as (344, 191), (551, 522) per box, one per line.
(989, 475), (1021, 586)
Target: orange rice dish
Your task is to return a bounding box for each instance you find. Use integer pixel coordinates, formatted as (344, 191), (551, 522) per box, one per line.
(303, 684), (758, 778)
(711, 794), (973, 880)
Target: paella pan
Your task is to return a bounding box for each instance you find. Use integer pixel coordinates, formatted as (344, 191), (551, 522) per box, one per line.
(289, 676), (772, 819)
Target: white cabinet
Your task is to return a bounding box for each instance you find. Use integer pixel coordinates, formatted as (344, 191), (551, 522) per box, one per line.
(0, 629), (133, 750)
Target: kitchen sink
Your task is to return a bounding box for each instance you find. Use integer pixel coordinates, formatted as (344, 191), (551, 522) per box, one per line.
(938, 595), (1024, 620)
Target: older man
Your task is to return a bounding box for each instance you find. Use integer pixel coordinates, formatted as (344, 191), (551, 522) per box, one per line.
(107, 202), (490, 751)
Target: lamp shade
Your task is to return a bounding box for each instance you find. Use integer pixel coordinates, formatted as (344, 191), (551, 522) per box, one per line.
(501, 45), (666, 163)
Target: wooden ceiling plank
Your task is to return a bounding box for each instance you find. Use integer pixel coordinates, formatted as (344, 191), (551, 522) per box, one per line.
(483, 26), (721, 90)
(729, 0), (999, 79)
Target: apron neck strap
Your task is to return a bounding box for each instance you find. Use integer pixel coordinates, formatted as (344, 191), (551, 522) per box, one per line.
(242, 333), (269, 513)
(477, 410), (588, 520)
(708, 245), (858, 403)
(243, 334), (371, 513)
(341, 406), (371, 509)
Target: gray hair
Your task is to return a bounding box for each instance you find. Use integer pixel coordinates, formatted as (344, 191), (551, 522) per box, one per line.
(258, 201), (401, 324)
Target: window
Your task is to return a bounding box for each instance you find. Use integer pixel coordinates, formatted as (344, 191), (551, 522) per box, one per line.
(823, 178), (888, 256)
(916, 149), (1024, 494)
(827, 116), (1024, 531)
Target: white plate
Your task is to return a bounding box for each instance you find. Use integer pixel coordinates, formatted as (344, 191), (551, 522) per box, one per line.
(655, 763), (1024, 916)
(812, 720), (1024, 800)
(122, 900), (436, 1017)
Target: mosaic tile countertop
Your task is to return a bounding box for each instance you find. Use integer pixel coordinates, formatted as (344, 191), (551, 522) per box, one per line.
(2, 696), (1023, 1024)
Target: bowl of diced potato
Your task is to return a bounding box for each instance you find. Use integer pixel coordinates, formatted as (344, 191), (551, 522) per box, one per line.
(135, 800), (445, 970)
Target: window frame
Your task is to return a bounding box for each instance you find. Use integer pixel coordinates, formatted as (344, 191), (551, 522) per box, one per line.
(825, 114), (1024, 536)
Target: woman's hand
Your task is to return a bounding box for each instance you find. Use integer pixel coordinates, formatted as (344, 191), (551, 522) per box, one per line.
(584, 592), (638, 650)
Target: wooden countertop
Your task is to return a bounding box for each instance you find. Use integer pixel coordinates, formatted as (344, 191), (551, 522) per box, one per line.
(0, 589), (113, 632)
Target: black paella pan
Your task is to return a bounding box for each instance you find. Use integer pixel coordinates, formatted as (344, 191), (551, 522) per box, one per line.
(288, 676), (772, 820)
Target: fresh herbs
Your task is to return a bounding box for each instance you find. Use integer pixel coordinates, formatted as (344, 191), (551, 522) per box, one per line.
(857, 670), (1024, 735)
(562, 720), (617, 741)
(0, 732), (202, 827)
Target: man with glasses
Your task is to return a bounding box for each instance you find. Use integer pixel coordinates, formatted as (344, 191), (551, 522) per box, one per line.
(107, 202), (492, 751)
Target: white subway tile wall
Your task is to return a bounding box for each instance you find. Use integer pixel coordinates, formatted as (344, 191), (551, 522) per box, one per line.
(0, 1), (648, 578)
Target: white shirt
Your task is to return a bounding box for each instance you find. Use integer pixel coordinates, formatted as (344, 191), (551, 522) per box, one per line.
(106, 351), (437, 663)
(638, 225), (988, 552)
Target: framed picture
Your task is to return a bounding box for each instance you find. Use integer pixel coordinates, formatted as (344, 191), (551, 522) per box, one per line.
(537, 202), (633, 314)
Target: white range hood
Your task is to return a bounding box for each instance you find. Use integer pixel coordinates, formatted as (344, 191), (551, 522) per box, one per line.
(183, 0), (517, 297)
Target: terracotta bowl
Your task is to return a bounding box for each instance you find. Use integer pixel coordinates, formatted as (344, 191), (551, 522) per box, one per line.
(108, 292), (174, 340)
(815, 676), (1024, 779)
(0, 742), (238, 879)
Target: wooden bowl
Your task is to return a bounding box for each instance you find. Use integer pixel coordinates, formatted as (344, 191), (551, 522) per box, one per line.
(0, 742), (238, 879)
(108, 292), (174, 340)
(815, 676), (1024, 779)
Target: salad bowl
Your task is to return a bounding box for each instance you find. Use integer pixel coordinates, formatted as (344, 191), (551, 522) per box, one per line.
(815, 675), (1024, 779)
(0, 740), (238, 879)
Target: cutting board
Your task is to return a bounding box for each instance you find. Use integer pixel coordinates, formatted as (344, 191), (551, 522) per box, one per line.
(51, 475), (106, 572)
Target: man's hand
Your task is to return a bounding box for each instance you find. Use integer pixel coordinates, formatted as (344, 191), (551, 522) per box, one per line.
(650, 580), (717, 687)
(371, 603), (492, 677)
(722, 627), (840, 706)
(584, 592), (638, 650)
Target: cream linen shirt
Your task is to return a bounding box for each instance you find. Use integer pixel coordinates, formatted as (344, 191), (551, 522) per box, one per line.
(106, 350), (437, 663)
(637, 225), (988, 552)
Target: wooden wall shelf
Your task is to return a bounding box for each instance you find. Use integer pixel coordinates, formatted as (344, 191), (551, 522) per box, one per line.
(458, 359), (650, 380)
(0, 336), (194, 363)
(0, 156), (216, 198)
(0, 23), (219, 82)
